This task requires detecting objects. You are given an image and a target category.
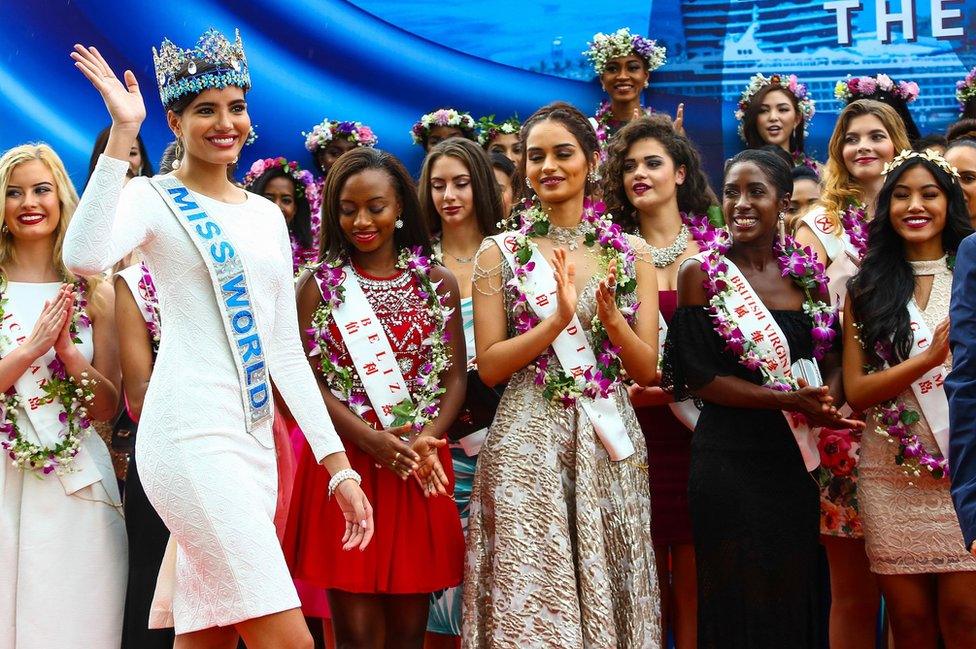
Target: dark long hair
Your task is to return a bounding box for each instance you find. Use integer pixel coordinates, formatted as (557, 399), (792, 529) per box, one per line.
(245, 168), (313, 248)
(419, 138), (502, 237)
(518, 101), (599, 201)
(319, 148), (432, 264)
(602, 114), (716, 231)
(86, 126), (154, 188)
(743, 84), (807, 154)
(848, 157), (974, 366)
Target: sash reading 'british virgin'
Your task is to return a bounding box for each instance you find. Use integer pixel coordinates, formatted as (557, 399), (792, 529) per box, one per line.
(149, 177), (271, 432)
(491, 234), (634, 461)
(903, 299), (950, 457)
(692, 253), (820, 471)
(314, 266), (412, 428)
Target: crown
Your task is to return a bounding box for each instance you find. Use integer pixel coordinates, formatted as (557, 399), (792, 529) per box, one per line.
(152, 28), (250, 107)
(882, 148), (960, 181)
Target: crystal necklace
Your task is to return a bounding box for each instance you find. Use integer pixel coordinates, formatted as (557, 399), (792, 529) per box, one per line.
(546, 221), (593, 251)
(649, 223), (690, 268)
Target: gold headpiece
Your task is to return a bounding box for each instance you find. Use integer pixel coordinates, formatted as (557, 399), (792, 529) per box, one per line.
(882, 148), (960, 181)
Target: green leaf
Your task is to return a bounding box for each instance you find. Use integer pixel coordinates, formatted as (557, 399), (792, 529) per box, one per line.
(901, 410), (920, 425)
(516, 246), (533, 265)
(706, 204), (725, 227)
(532, 220), (550, 236)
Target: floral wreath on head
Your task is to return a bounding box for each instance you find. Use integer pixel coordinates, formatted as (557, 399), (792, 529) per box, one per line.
(956, 67), (976, 114)
(734, 73), (816, 142)
(583, 28), (666, 76)
(834, 74), (920, 104)
(476, 115), (521, 147)
(410, 108), (477, 146)
(303, 118), (378, 152)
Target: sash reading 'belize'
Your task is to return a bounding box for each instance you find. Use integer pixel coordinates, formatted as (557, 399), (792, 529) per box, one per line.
(149, 177), (271, 432)
(491, 234), (634, 461)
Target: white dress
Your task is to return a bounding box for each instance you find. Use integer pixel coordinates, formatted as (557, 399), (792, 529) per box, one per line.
(64, 155), (345, 634)
(0, 282), (127, 648)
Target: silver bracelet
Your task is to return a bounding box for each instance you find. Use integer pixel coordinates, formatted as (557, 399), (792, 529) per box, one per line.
(328, 468), (362, 498)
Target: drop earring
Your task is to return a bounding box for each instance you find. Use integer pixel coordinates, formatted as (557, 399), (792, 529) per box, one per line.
(777, 211), (786, 246)
(395, 216), (404, 229)
(171, 138), (184, 171)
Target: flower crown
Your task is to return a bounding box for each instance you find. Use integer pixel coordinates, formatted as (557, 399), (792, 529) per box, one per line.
(956, 67), (976, 114)
(582, 28), (666, 75)
(243, 157), (317, 199)
(882, 148), (960, 181)
(152, 28), (250, 107)
(410, 108), (476, 146)
(734, 73), (816, 141)
(476, 115), (521, 146)
(834, 74), (920, 104)
(303, 118), (378, 152)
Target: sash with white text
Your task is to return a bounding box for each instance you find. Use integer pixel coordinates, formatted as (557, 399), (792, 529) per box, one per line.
(149, 177), (271, 431)
(491, 234), (634, 461)
(316, 266), (412, 428)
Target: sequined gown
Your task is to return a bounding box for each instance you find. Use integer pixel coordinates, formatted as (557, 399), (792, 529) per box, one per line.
(858, 257), (976, 574)
(462, 237), (662, 649)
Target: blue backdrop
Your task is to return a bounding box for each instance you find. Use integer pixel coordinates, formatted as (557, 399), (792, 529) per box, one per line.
(1, 0), (973, 187)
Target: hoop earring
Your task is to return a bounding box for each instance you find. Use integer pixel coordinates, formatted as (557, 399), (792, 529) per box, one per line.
(171, 138), (184, 171)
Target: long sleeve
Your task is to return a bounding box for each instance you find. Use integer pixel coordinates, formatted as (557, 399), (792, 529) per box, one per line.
(63, 155), (154, 276)
(267, 221), (345, 463)
(947, 234), (976, 549)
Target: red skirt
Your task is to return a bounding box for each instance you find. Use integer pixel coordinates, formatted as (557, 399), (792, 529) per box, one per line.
(284, 440), (464, 594)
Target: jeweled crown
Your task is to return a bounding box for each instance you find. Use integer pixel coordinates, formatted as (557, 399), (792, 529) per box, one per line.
(152, 28), (250, 107)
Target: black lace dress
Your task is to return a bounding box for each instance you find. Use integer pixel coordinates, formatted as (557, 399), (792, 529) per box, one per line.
(663, 306), (822, 648)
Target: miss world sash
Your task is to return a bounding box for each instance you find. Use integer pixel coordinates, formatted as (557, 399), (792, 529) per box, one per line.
(491, 234), (635, 461)
(149, 177), (271, 432)
(903, 299), (951, 457)
(692, 253), (820, 471)
(313, 266), (412, 427)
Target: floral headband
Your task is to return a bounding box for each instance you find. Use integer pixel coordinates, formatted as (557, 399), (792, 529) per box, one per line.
(410, 108), (476, 146)
(734, 73), (816, 141)
(303, 118), (378, 152)
(582, 28), (666, 75)
(882, 148), (960, 181)
(476, 115), (521, 146)
(834, 74), (920, 104)
(243, 157), (318, 198)
(956, 67), (976, 114)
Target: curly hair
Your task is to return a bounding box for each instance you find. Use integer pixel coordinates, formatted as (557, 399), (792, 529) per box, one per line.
(518, 101), (600, 201)
(820, 100), (911, 232)
(742, 84), (807, 153)
(601, 114), (716, 232)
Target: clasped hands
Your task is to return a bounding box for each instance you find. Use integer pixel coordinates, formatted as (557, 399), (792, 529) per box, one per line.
(786, 378), (865, 430)
(365, 424), (451, 498)
(24, 284), (82, 363)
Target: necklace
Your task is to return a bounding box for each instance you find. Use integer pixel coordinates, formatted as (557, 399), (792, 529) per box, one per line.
(649, 223), (690, 268)
(441, 247), (475, 264)
(546, 222), (592, 251)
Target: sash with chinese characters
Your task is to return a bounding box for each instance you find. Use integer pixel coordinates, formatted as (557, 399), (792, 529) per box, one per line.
(0, 299), (101, 494)
(903, 299), (950, 456)
(658, 315), (701, 431)
(316, 266), (412, 427)
(491, 233), (634, 461)
(149, 177), (271, 432)
(117, 263), (155, 328)
(693, 253), (820, 470)
(801, 209), (859, 309)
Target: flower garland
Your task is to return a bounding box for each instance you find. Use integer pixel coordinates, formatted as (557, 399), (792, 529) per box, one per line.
(582, 28), (666, 75)
(734, 73), (816, 141)
(0, 277), (96, 476)
(410, 109), (477, 146)
(593, 100), (654, 152)
(956, 66), (976, 114)
(839, 201), (869, 259)
(138, 263), (161, 353)
(793, 151), (821, 178)
(693, 229), (836, 389)
(506, 197), (639, 406)
(834, 74), (920, 104)
(306, 247), (454, 432)
(303, 118), (378, 151)
(476, 114), (520, 147)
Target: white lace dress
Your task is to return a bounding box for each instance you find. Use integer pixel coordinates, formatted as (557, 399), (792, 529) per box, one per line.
(63, 155), (346, 633)
(859, 257), (976, 574)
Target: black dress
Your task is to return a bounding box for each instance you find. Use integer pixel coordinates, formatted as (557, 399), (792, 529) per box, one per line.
(663, 306), (821, 648)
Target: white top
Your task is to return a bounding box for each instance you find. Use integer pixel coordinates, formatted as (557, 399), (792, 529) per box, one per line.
(800, 206), (860, 309)
(63, 155), (343, 461)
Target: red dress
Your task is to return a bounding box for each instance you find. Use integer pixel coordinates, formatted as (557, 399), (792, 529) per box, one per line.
(284, 266), (464, 594)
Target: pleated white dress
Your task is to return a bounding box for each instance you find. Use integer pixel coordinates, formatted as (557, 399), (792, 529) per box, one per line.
(63, 155), (345, 634)
(0, 282), (127, 649)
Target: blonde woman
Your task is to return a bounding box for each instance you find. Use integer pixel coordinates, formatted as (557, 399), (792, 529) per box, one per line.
(0, 143), (125, 648)
(794, 99), (911, 649)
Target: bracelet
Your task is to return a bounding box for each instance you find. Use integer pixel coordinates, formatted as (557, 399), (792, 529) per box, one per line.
(328, 468), (362, 499)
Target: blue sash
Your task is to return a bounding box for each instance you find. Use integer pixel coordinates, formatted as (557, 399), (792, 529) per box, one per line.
(149, 177), (272, 432)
